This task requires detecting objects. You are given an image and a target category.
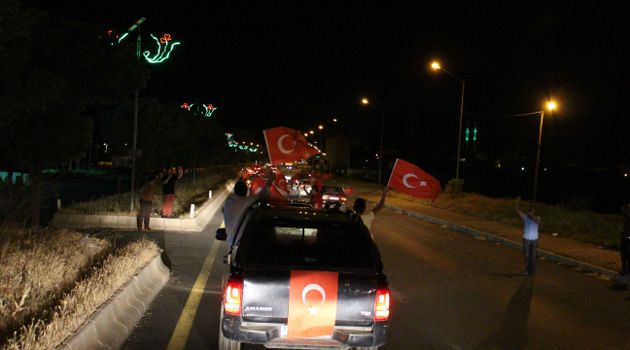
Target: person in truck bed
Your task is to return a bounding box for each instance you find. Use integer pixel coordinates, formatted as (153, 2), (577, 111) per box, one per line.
(353, 187), (389, 230)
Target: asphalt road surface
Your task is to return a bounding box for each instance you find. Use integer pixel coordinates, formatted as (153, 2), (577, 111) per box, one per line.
(122, 207), (630, 350)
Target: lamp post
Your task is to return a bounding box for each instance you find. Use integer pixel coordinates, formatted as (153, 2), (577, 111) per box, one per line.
(430, 61), (465, 180)
(361, 98), (385, 184)
(126, 17), (146, 212)
(532, 100), (557, 202)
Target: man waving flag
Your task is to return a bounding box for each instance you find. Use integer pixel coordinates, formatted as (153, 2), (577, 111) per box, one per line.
(387, 159), (441, 201)
(263, 127), (320, 164)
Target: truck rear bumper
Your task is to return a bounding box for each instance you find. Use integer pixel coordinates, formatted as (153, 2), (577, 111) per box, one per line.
(222, 316), (388, 348)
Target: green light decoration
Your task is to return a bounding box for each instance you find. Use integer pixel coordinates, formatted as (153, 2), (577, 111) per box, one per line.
(182, 102), (218, 118)
(465, 127), (470, 142)
(225, 133), (258, 152)
(473, 127), (478, 141)
(143, 34), (180, 64)
(118, 32), (129, 43)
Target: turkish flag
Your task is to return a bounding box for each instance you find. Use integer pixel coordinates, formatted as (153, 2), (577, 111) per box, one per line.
(287, 270), (339, 338)
(263, 127), (320, 165)
(387, 159), (441, 201)
(249, 176), (268, 196)
(269, 171), (290, 201)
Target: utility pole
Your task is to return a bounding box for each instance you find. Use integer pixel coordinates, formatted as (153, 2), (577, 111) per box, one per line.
(127, 17), (146, 212)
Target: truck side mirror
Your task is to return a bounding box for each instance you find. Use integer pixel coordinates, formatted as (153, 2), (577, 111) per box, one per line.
(216, 228), (227, 241)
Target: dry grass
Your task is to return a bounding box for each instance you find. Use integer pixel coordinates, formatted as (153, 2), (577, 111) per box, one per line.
(1, 238), (160, 350)
(60, 170), (233, 217)
(0, 229), (110, 342)
(340, 178), (623, 249)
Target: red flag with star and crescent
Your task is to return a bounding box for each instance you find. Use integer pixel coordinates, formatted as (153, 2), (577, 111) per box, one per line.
(263, 127), (320, 165)
(387, 159), (441, 201)
(287, 270), (339, 338)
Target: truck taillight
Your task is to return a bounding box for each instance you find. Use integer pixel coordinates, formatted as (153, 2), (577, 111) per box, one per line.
(374, 288), (390, 321)
(224, 279), (243, 315)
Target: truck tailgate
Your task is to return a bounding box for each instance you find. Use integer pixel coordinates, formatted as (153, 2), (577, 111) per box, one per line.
(242, 268), (376, 327)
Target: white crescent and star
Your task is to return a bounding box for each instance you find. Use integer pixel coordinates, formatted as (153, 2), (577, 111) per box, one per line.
(402, 173), (419, 188)
(277, 134), (296, 154)
(302, 283), (326, 315)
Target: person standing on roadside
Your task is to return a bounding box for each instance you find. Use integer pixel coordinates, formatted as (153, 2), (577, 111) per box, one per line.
(516, 196), (541, 276)
(620, 203), (630, 276)
(137, 171), (161, 231)
(353, 187), (389, 231)
(161, 166), (184, 218)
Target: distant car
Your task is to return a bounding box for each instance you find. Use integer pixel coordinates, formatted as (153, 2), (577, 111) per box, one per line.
(310, 185), (348, 209)
(216, 204), (390, 350)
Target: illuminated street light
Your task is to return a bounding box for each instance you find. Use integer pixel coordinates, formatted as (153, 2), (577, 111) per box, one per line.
(360, 97), (385, 184)
(333, 118), (338, 122)
(318, 124), (324, 130)
(310, 130), (314, 134)
(430, 60), (465, 181)
(304, 133), (308, 137)
(532, 100), (558, 202)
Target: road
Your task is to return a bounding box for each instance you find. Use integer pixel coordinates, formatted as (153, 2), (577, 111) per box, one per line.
(122, 207), (630, 350)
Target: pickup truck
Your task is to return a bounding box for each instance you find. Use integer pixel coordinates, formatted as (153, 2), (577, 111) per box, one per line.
(216, 202), (390, 350)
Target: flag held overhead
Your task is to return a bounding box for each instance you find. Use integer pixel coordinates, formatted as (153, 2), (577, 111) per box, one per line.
(263, 127), (320, 165)
(387, 159), (441, 201)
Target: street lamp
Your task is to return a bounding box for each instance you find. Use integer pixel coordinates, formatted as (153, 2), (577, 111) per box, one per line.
(360, 97), (385, 184)
(532, 100), (557, 202)
(127, 17), (146, 212)
(431, 60), (465, 180)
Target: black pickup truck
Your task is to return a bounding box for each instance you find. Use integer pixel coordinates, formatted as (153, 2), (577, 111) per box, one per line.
(217, 203), (390, 350)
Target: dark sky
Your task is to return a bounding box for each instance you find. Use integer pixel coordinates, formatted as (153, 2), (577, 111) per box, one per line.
(29, 1), (630, 170)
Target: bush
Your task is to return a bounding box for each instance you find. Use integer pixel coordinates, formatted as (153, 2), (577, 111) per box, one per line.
(445, 178), (465, 198)
(0, 229), (110, 342)
(1, 236), (160, 350)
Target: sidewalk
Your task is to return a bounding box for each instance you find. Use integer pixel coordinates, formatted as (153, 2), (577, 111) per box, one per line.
(348, 184), (623, 282)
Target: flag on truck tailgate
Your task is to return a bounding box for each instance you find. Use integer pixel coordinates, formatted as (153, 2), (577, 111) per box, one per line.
(287, 270), (339, 338)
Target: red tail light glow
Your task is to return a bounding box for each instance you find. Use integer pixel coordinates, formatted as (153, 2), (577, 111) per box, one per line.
(374, 288), (390, 321)
(224, 279), (243, 315)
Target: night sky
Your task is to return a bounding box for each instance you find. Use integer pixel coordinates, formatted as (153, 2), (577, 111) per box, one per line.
(28, 1), (630, 175)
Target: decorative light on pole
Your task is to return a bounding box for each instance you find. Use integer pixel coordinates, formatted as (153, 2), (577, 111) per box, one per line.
(430, 60), (465, 180)
(532, 100), (557, 202)
(360, 97), (385, 185)
(143, 33), (181, 64)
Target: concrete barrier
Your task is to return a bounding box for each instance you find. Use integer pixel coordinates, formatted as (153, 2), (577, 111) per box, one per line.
(52, 180), (234, 233)
(58, 254), (170, 350)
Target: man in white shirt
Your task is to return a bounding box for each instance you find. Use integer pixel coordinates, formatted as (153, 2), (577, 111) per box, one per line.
(516, 196), (541, 276)
(223, 181), (258, 247)
(353, 187), (389, 231)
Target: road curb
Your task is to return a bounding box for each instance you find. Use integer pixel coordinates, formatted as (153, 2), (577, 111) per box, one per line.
(58, 253), (170, 350)
(380, 202), (628, 285)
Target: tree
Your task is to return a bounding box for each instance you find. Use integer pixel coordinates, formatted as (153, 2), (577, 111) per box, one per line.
(0, 1), (145, 227)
